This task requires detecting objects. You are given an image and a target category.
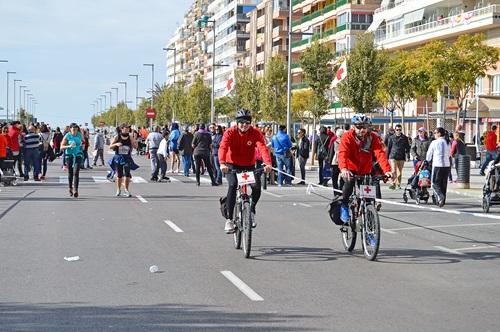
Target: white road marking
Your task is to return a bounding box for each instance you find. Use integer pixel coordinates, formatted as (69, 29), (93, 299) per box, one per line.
(59, 176), (68, 184)
(434, 245), (500, 255)
(263, 191), (282, 198)
(92, 176), (110, 183)
(185, 176), (212, 184)
(434, 246), (465, 255)
(381, 228), (398, 234)
(298, 203), (313, 208)
(136, 195), (147, 203)
(131, 177), (148, 183)
(385, 222), (500, 234)
(220, 271), (264, 302)
(164, 220), (184, 233)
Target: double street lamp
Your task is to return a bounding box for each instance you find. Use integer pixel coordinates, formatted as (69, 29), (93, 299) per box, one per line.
(13, 79), (21, 121)
(163, 47), (177, 85)
(112, 87), (119, 126)
(129, 74), (139, 110)
(6, 71), (16, 122)
(143, 63), (154, 129)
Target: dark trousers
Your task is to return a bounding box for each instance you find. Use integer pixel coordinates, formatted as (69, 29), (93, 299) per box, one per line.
(318, 158), (325, 183)
(194, 154), (215, 184)
(225, 166), (262, 220)
(298, 156), (307, 181)
(432, 166), (450, 202)
(67, 155), (82, 190)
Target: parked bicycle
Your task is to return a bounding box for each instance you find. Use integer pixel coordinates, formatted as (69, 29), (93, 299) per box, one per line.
(341, 174), (386, 261)
(232, 167), (264, 258)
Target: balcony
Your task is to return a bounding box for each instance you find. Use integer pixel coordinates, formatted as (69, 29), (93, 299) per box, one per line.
(272, 26), (288, 39)
(291, 27), (336, 49)
(376, 5), (500, 50)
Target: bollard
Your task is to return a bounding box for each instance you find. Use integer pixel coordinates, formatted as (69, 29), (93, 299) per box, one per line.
(457, 154), (471, 189)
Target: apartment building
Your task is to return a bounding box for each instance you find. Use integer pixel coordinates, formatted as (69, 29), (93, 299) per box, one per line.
(245, 0), (292, 78)
(371, 0), (500, 135)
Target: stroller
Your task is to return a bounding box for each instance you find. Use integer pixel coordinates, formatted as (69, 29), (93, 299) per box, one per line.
(0, 149), (18, 186)
(403, 160), (432, 205)
(482, 160), (500, 213)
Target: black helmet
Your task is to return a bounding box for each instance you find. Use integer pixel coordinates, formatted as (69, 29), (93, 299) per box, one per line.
(235, 108), (252, 121)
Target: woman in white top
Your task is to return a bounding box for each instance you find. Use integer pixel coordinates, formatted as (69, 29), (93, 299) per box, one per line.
(426, 127), (451, 207)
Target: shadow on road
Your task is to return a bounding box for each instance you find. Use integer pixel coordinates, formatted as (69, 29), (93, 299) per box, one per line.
(0, 302), (320, 331)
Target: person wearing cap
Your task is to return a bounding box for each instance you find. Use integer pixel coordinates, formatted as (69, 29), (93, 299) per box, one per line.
(384, 127), (395, 147)
(61, 123), (84, 197)
(109, 123), (138, 197)
(410, 127), (432, 168)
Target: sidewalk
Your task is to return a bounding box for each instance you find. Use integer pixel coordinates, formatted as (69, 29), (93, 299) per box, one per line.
(302, 161), (484, 198)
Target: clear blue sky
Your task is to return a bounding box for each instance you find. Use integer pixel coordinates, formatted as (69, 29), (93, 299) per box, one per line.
(0, 0), (185, 128)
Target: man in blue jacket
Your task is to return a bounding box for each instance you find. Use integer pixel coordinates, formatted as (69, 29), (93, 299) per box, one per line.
(272, 125), (293, 186)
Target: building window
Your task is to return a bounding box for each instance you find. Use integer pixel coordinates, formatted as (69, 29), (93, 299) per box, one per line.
(492, 75), (500, 96)
(475, 77), (485, 95)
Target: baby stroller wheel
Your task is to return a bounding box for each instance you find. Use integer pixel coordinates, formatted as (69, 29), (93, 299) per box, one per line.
(482, 197), (490, 213)
(12, 178), (18, 186)
(402, 193), (408, 203)
(416, 197), (421, 205)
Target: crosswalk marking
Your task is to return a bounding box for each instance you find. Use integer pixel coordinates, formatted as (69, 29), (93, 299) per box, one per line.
(56, 175), (201, 184)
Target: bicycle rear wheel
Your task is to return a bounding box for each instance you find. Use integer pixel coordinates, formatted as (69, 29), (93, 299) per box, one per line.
(241, 201), (252, 258)
(341, 206), (357, 252)
(233, 201), (242, 249)
(362, 204), (380, 261)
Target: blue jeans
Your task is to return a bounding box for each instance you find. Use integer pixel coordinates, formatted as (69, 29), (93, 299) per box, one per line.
(181, 155), (193, 176)
(276, 154), (291, 185)
(481, 150), (497, 173)
(213, 155), (222, 183)
(24, 148), (39, 179)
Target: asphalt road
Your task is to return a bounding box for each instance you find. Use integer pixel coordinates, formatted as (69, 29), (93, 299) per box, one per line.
(1, 153), (499, 331)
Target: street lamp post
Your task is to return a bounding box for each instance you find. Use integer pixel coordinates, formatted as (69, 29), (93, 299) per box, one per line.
(91, 103), (96, 116)
(6, 71), (16, 122)
(26, 93), (33, 119)
(129, 74), (139, 110)
(143, 63), (154, 129)
(101, 94), (107, 111)
(163, 48), (176, 85)
(106, 91), (112, 109)
(13, 79), (21, 121)
(112, 87), (118, 126)
(97, 98), (102, 114)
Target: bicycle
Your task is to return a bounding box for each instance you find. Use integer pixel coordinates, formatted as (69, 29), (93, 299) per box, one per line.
(341, 174), (386, 261)
(231, 167), (264, 258)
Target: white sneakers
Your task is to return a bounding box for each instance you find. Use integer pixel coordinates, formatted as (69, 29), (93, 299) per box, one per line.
(225, 219), (235, 234)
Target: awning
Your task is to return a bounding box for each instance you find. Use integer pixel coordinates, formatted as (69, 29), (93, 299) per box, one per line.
(367, 18), (384, 32)
(467, 96), (500, 118)
(404, 8), (425, 25)
(302, 4), (311, 13)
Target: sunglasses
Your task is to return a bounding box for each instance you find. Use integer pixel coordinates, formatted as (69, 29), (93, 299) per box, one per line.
(355, 125), (368, 130)
(238, 120), (251, 125)
(395, 129), (402, 131)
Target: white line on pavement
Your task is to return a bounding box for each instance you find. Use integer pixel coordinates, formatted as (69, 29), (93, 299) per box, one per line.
(92, 176), (110, 183)
(298, 203), (313, 208)
(164, 220), (184, 233)
(381, 228), (398, 234)
(385, 222), (500, 233)
(220, 270), (264, 302)
(136, 195), (147, 203)
(434, 246), (465, 255)
(263, 191), (282, 198)
(131, 177), (148, 183)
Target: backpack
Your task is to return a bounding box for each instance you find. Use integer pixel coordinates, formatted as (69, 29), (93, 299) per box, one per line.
(318, 137), (328, 159)
(328, 195), (344, 225)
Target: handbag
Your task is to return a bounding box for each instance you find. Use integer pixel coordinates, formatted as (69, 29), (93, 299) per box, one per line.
(275, 135), (292, 158)
(322, 163), (333, 179)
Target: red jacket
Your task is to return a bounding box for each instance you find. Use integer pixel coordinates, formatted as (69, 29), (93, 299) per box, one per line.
(219, 125), (272, 167)
(7, 126), (22, 152)
(338, 129), (391, 175)
(485, 131), (498, 151)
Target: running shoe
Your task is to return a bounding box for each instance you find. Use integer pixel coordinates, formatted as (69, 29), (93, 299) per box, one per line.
(225, 219), (235, 234)
(340, 205), (349, 222)
(124, 189), (132, 197)
(389, 184), (395, 190)
(115, 189), (121, 196)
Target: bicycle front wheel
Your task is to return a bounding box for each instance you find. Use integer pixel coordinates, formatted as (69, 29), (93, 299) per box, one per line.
(241, 201), (253, 258)
(341, 209), (357, 252)
(233, 201), (242, 249)
(362, 204), (380, 261)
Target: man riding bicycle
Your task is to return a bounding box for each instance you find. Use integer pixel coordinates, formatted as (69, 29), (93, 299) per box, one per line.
(338, 114), (393, 222)
(219, 108), (273, 234)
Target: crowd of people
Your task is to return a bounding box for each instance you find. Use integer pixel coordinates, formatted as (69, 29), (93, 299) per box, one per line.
(0, 115), (488, 214)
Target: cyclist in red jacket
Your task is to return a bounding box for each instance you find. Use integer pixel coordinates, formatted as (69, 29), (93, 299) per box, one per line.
(338, 114), (392, 222)
(219, 108), (272, 234)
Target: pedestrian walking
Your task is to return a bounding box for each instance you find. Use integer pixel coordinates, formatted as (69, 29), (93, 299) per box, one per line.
(296, 128), (310, 185)
(92, 129), (105, 166)
(479, 125), (498, 176)
(178, 126), (194, 177)
(146, 126), (163, 181)
(426, 127), (451, 207)
(386, 124), (410, 189)
(272, 124), (293, 186)
(192, 123), (217, 186)
(61, 123), (84, 197)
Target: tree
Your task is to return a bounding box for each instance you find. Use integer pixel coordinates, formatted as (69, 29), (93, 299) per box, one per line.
(337, 32), (386, 114)
(291, 89), (313, 126)
(260, 56), (287, 123)
(214, 96), (234, 118)
(298, 39), (334, 120)
(379, 50), (419, 128)
(165, 80), (187, 124)
(185, 75), (211, 123)
(416, 33), (500, 123)
(234, 68), (263, 120)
